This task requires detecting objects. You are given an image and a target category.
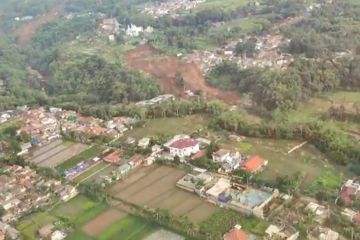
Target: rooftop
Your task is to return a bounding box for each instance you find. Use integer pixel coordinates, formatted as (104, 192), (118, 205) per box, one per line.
(241, 156), (264, 172)
(170, 138), (198, 149)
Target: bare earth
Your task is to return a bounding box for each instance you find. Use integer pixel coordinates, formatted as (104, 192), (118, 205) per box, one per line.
(82, 208), (127, 237)
(124, 44), (240, 104)
(29, 143), (88, 168)
(13, 3), (64, 46)
(110, 165), (217, 223)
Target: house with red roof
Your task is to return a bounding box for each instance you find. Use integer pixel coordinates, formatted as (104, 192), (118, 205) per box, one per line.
(166, 135), (199, 158)
(339, 179), (360, 206)
(223, 225), (254, 240)
(103, 151), (122, 164)
(241, 156), (267, 173)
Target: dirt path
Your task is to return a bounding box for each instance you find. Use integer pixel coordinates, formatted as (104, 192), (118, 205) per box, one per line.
(13, 3), (65, 46)
(124, 44), (240, 104)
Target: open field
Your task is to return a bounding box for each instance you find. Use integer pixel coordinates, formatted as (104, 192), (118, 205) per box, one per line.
(110, 165), (217, 223)
(56, 145), (104, 172)
(224, 137), (334, 188)
(97, 215), (158, 240)
(195, 0), (248, 11)
(16, 212), (58, 239)
(82, 208), (128, 237)
(30, 139), (64, 158)
(128, 114), (209, 139)
(124, 44), (240, 104)
(287, 91), (360, 129)
(13, 3), (64, 46)
(28, 142), (88, 168)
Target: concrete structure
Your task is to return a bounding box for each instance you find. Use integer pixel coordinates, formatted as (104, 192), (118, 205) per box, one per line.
(308, 227), (339, 240)
(138, 137), (151, 149)
(265, 224), (299, 240)
(167, 136), (199, 158)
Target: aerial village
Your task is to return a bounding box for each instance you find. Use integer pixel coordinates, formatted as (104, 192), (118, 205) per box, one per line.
(1, 92), (359, 240)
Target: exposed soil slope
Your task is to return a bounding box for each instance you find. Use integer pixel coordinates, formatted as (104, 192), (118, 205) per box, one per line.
(124, 44), (240, 104)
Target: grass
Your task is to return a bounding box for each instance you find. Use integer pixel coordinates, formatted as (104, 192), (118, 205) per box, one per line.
(72, 161), (110, 183)
(97, 215), (158, 240)
(223, 137), (333, 188)
(66, 229), (93, 240)
(50, 195), (98, 222)
(200, 209), (268, 238)
(195, 0), (249, 11)
(56, 145), (104, 172)
(306, 170), (344, 196)
(16, 212), (58, 240)
(128, 114), (209, 139)
(287, 91), (360, 127)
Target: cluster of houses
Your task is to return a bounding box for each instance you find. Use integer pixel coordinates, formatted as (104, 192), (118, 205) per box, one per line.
(37, 223), (67, 240)
(141, 0), (205, 18)
(0, 221), (19, 240)
(184, 34), (293, 74)
(13, 107), (137, 155)
(98, 17), (154, 41)
(176, 168), (281, 220)
(0, 165), (78, 225)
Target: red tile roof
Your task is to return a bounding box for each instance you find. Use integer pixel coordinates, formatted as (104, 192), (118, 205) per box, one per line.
(223, 228), (248, 240)
(241, 156), (264, 172)
(354, 213), (360, 225)
(192, 149), (206, 160)
(170, 138), (198, 149)
(104, 151), (121, 163)
(340, 186), (357, 206)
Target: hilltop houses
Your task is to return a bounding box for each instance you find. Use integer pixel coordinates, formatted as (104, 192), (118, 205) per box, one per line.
(339, 179), (360, 206)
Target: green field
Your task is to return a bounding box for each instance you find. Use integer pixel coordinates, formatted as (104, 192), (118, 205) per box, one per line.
(195, 0), (249, 11)
(287, 91), (360, 128)
(97, 216), (158, 240)
(16, 212), (58, 239)
(128, 114), (209, 139)
(17, 195), (109, 240)
(224, 137), (335, 188)
(56, 145), (104, 172)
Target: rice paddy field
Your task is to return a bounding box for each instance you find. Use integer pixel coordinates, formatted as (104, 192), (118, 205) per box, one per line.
(109, 165), (218, 223)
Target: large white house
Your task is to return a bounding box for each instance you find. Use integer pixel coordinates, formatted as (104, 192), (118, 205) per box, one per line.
(167, 137), (199, 158)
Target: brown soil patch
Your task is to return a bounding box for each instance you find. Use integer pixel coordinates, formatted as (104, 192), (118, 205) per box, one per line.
(124, 44), (240, 104)
(82, 208), (127, 237)
(13, 3), (64, 46)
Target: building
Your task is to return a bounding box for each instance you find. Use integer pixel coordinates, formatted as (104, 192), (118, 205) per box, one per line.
(213, 149), (231, 162)
(51, 230), (67, 240)
(59, 185), (78, 202)
(118, 163), (131, 175)
(38, 224), (55, 239)
(100, 18), (120, 34)
(265, 224), (299, 240)
(339, 179), (360, 206)
(223, 225), (255, 240)
(138, 137), (151, 149)
(103, 151), (122, 164)
(129, 154), (144, 168)
(167, 137), (199, 158)
(308, 227), (339, 240)
(341, 208), (360, 224)
(241, 156), (267, 173)
(305, 202), (329, 224)
(176, 168), (213, 194)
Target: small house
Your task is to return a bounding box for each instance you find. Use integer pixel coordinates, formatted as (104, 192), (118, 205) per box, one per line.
(118, 164), (131, 175)
(138, 137), (151, 149)
(168, 138), (199, 158)
(129, 155), (144, 168)
(241, 156), (267, 173)
(103, 151), (122, 164)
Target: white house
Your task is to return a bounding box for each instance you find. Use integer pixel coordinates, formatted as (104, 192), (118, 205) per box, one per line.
(59, 186), (78, 202)
(138, 137), (151, 149)
(168, 138), (199, 158)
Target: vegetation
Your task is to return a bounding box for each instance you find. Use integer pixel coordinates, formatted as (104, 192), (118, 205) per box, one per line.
(199, 209), (268, 238)
(56, 145), (104, 173)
